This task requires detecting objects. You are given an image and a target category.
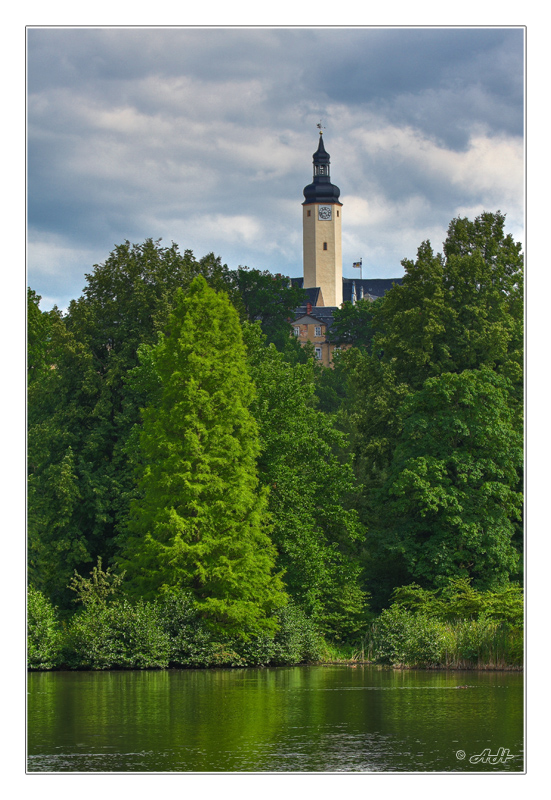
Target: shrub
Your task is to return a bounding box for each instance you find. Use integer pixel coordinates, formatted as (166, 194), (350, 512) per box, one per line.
(157, 589), (224, 667)
(368, 603), (523, 668)
(391, 579), (524, 627)
(27, 585), (63, 670)
(159, 591), (323, 667)
(270, 603), (324, 664)
(64, 599), (170, 669)
(369, 605), (449, 666)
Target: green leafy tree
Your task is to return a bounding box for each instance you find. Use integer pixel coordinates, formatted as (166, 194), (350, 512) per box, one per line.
(27, 586), (63, 670)
(118, 278), (286, 638)
(28, 241), (232, 605)
(328, 297), (380, 351)
(28, 294), (98, 604)
(352, 212), (522, 463)
(244, 323), (368, 641)
(231, 267), (307, 350)
(377, 368), (522, 589)
(346, 212), (523, 605)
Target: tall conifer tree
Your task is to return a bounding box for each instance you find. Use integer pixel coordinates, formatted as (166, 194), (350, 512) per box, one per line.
(118, 277), (285, 637)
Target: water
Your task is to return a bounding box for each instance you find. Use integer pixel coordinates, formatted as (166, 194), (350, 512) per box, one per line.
(27, 665), (523, 772)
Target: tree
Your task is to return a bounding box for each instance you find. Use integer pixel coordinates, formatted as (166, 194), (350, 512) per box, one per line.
(328, 297), (380, 351)
(28, 293), (98, 604)
(244, 323), (368, 640)
(231, 267), (307, 351)
(346, 212), (523, 604)
(118, 278), (286, 638)
(377, 369), (522, 589)
(28, 241), (233, 605)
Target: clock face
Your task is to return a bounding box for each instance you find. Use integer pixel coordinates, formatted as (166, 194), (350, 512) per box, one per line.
(318, 205), (332, 221)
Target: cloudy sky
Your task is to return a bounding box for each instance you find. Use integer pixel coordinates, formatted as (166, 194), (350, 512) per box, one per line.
(27, 26), (525, 310)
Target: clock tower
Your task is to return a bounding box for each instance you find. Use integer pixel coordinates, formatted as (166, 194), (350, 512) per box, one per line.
(302, 132), (343, 307)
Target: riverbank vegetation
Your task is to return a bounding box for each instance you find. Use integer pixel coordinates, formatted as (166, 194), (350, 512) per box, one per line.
(28, 212), (523, 670)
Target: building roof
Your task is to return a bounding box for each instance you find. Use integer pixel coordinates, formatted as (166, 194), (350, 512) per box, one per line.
(292, 276), (402, 302)
(293, 305), (339, 330)
(342, 277), (403, 301)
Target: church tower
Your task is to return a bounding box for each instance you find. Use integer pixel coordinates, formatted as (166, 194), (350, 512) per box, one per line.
(302, 132), (343, 307)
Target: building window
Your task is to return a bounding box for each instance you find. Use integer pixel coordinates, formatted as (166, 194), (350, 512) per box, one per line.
(293, 326), (299, 336)
(315, 326), (322, 337)
(323, 242), (327, 250)
(314, 347), (322, 360)
(337, 209), (339, 217)
(307, 209), (311, 217)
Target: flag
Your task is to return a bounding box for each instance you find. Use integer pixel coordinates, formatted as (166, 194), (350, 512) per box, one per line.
(352, 261), (362, 269)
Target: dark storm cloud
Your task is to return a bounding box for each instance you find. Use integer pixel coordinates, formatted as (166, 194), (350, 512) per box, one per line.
(27, 27), (524, 310)
(310, 28), (524, 148)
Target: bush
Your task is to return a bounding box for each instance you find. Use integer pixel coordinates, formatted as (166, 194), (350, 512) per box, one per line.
(159, 591), (323, 667)
(65, 599), (170, 669)
(391, 579), (524, 627)
(158, 589), (227, 667)
(369, 605), (449, 666)
(31, 578), (325, 671)
(270, 603), (324, 664)
(368, 603), (523, 668)
(27, 585), (63, 670)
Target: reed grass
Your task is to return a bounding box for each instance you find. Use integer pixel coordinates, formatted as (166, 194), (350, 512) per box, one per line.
(367, 606), (523, 669)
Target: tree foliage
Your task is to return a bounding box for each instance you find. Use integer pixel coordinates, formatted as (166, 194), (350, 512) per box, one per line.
(231, 267), (307, 350)
(27, 211), (523, 650)
(244, 323), (368, 640)
(28, 242), (233, 604)
(328, 297), (379, 350)
(346, 212), (523, 603)
(118, 278), (286, 637)
(379, 369), (522, 588)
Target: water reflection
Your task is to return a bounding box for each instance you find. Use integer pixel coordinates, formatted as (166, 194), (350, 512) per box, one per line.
(28, 666), (523, 772)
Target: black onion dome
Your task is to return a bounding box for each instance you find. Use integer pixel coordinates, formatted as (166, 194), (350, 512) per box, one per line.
(303, 133), (341, 205)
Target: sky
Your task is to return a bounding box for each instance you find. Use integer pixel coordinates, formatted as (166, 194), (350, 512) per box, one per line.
(27, 26), (525, 311)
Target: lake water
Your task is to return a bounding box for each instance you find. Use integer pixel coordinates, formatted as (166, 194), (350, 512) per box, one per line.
(27, 665), (523, 772)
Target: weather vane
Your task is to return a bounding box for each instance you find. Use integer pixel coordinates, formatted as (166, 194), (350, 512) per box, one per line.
(317, 121), (325, 135)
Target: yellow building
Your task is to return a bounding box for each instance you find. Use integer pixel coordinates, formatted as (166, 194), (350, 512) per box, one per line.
(302, 132), (343, 308)
(291, 301), (342, 368)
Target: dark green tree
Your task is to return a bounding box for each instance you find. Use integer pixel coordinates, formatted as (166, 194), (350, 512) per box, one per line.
(346, 212), (523, 604)
(328, 297), (380, 351)
(28, 241), (231, 604)
(28, 292), (98, 604)
(377, 368), (522, 589)
(244, 323), (368, 641)
(118, 278), (286, 638)
(231, 267), (307, 351)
